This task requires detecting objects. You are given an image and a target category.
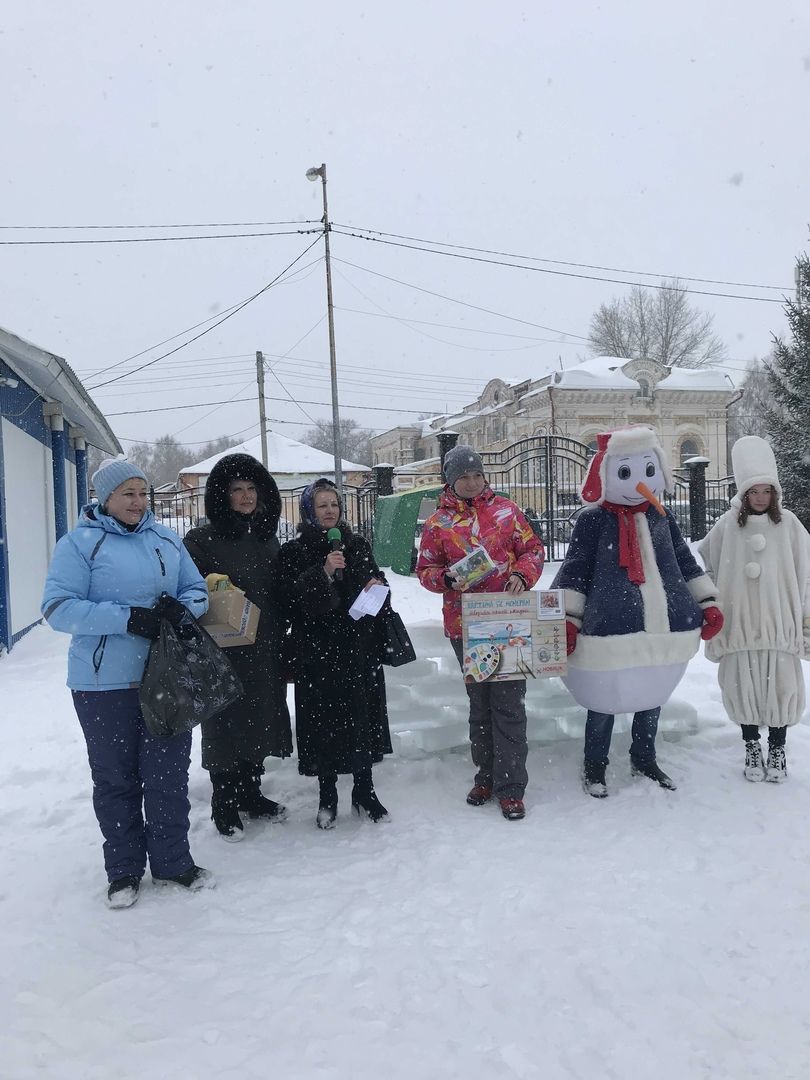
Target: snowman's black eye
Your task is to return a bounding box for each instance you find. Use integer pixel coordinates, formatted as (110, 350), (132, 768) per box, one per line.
(646, 462), (655, 477)
(618, 465), (631, 480)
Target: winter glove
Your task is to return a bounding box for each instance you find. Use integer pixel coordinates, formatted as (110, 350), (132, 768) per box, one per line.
(565, 620), (578, 656)
(127, 606), (162, 640)
(700, 606), (724, 641)
(155, 593), (189, 628)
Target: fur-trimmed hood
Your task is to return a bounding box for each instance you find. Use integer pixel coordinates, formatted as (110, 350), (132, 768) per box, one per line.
(204, 453), (281, 540)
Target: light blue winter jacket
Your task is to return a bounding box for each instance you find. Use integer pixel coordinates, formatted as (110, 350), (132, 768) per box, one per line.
(41, 504), (208, 691)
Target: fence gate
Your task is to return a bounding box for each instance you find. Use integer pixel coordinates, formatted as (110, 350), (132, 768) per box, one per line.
(480, 436), (592, 561)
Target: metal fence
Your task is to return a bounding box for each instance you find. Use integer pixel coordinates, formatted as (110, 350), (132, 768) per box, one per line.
(149, 480), (379, 544)
(150, 451), (735, 564)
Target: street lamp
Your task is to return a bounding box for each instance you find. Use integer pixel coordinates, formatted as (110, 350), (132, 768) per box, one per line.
(306, 162), (343, 494)
(723, 373), (744, 478)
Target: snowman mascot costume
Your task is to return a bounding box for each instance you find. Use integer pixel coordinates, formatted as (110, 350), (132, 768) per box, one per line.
(552, 426), (723, 796)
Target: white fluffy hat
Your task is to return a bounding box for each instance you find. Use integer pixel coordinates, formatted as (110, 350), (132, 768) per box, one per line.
(580, 425), (674, 506)
(731, 436), (782, 500)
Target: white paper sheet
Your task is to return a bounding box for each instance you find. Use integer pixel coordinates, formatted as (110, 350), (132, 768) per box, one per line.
(348, 583), (390, 620)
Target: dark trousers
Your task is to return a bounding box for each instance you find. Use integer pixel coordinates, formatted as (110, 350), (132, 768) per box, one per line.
(73, 689), (194, 882)
(451, 640), (529, 799)
(584, 708), (661, 768)
(741, 725), (787, 747)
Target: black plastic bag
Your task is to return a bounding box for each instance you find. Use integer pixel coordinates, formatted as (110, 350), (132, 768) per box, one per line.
(380, 608), (417, 667)
(139, 618), (244, 737)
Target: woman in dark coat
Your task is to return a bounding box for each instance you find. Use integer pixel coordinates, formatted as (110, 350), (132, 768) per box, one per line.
(184, 454), (292, 841)
(279, 478), (392, 828)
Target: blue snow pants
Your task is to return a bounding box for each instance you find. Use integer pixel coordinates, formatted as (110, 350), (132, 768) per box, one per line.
(72, 689), (195, 882)
(584, 707), (661, 768)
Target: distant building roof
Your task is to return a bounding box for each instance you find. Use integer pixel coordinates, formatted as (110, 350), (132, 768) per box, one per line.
(180, 431), (371, 481)
(0, 325), (121, 453)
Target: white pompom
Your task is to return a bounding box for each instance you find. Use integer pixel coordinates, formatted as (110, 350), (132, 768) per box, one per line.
(744, 562), (761, 579)
(748, 534), (766, 552)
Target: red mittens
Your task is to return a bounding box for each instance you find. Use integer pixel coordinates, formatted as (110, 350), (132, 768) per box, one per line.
(701, 606), (724, 641)
(565, 620), (579, 656)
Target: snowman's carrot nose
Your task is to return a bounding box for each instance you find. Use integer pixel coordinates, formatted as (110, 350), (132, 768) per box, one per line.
(636, 481), (666, 516)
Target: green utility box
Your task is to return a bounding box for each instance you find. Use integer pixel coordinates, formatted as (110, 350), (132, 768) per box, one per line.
(373, 486), (444, 576)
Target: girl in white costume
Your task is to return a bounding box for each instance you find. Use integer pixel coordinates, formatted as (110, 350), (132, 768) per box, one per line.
(698, 437), (810, 782)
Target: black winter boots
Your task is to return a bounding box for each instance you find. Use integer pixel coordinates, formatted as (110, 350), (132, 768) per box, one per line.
(237, 761), (288, 822)
(107, 875), (141, 909)
(317, 774), (338, 830)
(582, 761), (608, 799)
(631, 760), (677, 790)
(211, 772), (244, 842)
(351, 770), (390, 823)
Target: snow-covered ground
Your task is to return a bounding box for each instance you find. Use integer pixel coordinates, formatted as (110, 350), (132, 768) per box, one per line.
(3, 564), (810, 1080)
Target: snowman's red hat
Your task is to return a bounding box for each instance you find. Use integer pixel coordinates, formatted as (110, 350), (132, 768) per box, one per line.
(580, 425), (674, 506)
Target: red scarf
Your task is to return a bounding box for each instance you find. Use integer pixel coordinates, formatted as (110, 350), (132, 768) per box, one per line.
(602, 501), (650, 584)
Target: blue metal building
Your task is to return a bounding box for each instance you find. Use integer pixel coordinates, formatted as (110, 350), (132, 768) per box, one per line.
(0, 326), (120, 653)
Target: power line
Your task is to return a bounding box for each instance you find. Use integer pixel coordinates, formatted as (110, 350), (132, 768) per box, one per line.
(332, 265), (556, 356)
(171, 377), (257, 440)
(115, 421), (261, 447)
(86, 236), (323, 390)
(334, 306), (582, 344)
(333, 223), (793, 293)
(105, 397), (454, 417)
(82, 349), (488, 388)
(0, 220), (318, 230)
(330, 256), (592, 339)
(332, 228), (786, 304)
(0, 228), (322, 246)
(261, 318), (328, 427)
(78, 256), (323, 384)
(85, 345), (487, 393)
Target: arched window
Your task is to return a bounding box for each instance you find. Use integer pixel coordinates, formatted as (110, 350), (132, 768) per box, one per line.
(679, 438), (700, 466)
(636, 377), (650, 398)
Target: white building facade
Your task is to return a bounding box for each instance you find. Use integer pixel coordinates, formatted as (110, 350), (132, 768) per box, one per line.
(372, 356), (734, 487)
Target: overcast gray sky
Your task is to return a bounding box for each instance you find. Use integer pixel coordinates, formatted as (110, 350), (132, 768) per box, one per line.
(2, 1), (808, 455)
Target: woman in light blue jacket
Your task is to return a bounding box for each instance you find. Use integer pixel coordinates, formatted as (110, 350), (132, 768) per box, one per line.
(42, 458), (211, 909)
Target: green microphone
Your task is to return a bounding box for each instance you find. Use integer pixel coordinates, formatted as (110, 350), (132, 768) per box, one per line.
(327, 527), (343, 581)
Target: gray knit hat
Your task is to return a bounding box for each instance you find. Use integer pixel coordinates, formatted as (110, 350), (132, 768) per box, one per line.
(92, 456), (148, 508)
(443, 445), (485, 490)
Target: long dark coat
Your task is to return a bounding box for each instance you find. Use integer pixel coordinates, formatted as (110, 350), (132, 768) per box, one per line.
(278, 523), (392, 777)
(184, 454), (292, 772)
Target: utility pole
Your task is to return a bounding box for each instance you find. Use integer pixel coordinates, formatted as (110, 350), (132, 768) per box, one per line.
(256, 350), (268, 468)
(306, 162), (343, 494)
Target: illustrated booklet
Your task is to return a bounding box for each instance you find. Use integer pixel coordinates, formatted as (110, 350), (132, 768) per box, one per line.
(461, 589), (567, 682)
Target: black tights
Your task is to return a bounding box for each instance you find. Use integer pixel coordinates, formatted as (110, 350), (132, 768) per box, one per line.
(741, 725), (787, 747)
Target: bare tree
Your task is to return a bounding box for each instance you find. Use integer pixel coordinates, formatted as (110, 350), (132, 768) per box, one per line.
(302, 417), (374, 466)
(588, 279), (726, 368)
(727, 361), (773, 443)
(86, 433), (241, 493)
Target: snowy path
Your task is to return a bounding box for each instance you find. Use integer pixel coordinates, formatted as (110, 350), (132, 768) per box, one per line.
(2, 572), (810, 1079)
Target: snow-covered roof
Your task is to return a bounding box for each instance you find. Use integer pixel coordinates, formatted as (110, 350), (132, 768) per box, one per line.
(180, 431), (371, 478)
(548, 355), (730, 392)
(393, 456), (441, 474)
(0, 325), (121, 454)
(655, 366), (730, 391)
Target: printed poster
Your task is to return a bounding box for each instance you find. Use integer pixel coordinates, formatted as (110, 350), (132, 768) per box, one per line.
(461, 589), (567, 682)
